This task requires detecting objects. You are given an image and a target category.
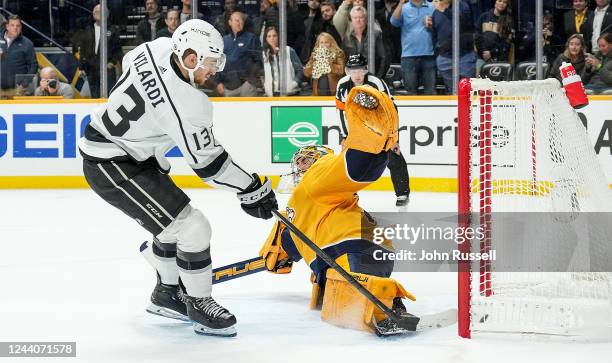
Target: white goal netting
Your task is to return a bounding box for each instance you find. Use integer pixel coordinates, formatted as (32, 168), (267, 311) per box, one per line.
(458, 78), (612, 337)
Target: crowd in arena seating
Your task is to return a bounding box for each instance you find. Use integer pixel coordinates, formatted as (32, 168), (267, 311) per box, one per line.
(1, 0), (612, 98)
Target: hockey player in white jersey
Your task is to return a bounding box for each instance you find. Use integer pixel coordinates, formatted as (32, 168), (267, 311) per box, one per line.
(79, 19), (278, 337)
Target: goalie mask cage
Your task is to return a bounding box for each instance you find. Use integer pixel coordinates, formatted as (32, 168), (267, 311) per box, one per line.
(457, 78), (612, 338)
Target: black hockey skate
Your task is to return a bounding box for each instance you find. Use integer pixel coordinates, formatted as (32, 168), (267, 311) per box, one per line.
(184, 295), (237, 337)
(146, 273), (189, 321)
(396, 195), (409, 207)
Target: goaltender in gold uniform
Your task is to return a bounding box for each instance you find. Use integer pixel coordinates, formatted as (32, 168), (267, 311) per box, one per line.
(259, 85), (416, 333)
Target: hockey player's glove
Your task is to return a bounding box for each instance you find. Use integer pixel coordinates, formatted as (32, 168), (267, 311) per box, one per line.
(237, 173), (278, 220)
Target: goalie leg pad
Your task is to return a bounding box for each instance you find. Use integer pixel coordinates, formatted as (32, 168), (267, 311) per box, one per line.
(319, 269), (416, 332)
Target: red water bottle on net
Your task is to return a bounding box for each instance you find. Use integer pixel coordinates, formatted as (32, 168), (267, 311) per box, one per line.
(560, 62), (589, 109)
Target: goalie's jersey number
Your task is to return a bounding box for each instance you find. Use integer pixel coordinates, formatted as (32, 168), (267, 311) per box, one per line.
(100, 83), (213, 151)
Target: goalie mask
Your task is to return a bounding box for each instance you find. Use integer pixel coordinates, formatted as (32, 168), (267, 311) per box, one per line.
(172, 19), (226, 86)
(291, 145), (334, 185)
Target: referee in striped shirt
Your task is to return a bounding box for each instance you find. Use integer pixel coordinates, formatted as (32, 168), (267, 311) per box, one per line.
(335, 54), (411, 207)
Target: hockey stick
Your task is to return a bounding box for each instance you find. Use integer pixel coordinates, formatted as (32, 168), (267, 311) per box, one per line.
(272, 210), (420, 335)
(212, 256), (266, 285)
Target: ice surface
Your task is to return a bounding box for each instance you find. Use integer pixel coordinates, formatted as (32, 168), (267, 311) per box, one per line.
(0, 189), (610, 363)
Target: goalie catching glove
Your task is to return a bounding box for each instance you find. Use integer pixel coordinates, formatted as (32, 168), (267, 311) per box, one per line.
(344, 85), (399, 154)
(237, 173), (278, 220)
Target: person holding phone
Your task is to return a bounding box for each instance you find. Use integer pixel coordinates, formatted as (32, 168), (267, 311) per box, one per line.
(35, 67), (74, 98)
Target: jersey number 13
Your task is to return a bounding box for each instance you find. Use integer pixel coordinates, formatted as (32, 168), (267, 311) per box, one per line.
(102, 84), (146, 137)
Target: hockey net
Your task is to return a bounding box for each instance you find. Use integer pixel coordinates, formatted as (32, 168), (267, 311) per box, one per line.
(457, 78), (612, 338)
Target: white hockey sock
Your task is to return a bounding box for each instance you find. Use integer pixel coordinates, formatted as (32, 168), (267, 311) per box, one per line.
(140, 240), (179, 285)
(178, 267), (212, 298)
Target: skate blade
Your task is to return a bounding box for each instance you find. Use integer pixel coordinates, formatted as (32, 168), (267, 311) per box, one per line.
(146, 303), (190, 322)
(192, 322), (237, 337)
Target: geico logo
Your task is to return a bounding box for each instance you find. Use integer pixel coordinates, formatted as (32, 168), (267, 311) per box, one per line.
(272, 121), (319, 148)
(0, 113), (91, 158)
(0, 113), (188, 159)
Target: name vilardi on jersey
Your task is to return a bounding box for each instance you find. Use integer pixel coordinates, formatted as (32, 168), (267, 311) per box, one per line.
(133, 51), (166, 108)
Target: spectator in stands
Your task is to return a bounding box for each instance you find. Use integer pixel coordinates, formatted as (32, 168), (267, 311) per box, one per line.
(432, 0), (476, 94)
(342, 6), (389, 79)
(303, 32), (345, 95)
(584, 0), (612, 53)
(215, 11), (262, 97)
(301, 0), (342, 63)
(180, 0), (203, 24)
(253, 0), (278, 39)
(475, 0), (514, 66)
(135, 0), (166, 44)
(213, 0), (254, 35)
(518, 10), (564, 63)
(71, 4), (123, 98)
(253, 0), (305, 57)
(390, 0), (435, 95)
(35, 67), (75, 99)
(549, 33), (595, 84)
(376, 0), (402, 64)
(333, 0), (381, 42)
(563, 0), (591, 42)
(155, 10), (180, 38)
(0, 15), (38, 96)
(585, 32), (612, 94)
(0, 13), (6, 31)
(306, 0), (322, 20)
(261, 26), (303, 96)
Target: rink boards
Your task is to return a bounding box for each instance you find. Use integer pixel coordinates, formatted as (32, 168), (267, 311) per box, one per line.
(0, 96), (610, 191)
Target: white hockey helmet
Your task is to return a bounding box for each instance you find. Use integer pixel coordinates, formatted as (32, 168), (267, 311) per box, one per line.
(171, 19), (226, 85)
